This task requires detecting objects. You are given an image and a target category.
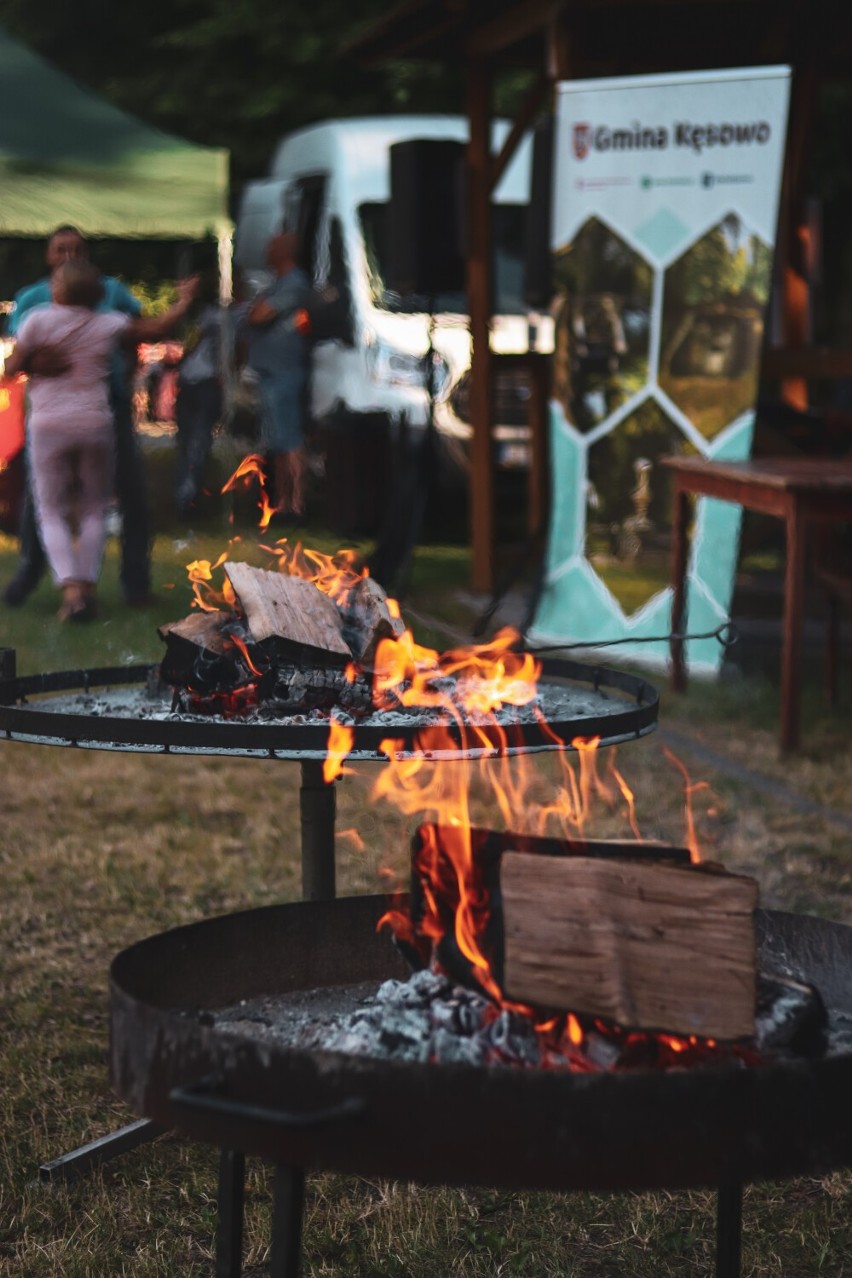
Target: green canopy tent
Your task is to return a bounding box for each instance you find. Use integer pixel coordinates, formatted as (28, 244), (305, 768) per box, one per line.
(0, 26), (231, 276)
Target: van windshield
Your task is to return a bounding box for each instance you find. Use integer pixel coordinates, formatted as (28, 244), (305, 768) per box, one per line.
(359, 202), (527, 315)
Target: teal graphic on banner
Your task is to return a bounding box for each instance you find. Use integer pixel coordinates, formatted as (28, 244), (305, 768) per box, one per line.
(529, 67), (791, 675)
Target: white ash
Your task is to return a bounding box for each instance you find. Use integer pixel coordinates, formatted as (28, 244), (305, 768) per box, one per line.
(826, 1010), (852, 1055)
(211, 969), (547, 1069)
(204, 965), (852, 1072)
(26, 679), (634, 732)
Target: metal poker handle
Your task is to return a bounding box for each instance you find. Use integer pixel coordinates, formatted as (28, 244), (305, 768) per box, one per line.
(170, 1075), (366, 1129)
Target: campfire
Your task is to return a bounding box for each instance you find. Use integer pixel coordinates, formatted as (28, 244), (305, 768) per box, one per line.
(147, 455), (836, 1076)
(158, 555), (403, 719)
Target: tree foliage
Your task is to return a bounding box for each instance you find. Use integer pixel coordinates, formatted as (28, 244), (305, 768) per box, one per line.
(0, 0), (465, 191)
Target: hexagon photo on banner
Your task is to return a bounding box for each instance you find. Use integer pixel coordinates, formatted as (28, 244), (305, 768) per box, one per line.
(586, 397), (696, 616)
(552, 216), (653, 434)
(658, 213), (773, 441)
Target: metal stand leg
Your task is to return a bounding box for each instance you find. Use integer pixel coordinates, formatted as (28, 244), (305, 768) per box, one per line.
(270, 1166), (305, 1278)
(216, 1149), (246, 1278)
(715, 1181), (743, 1278)
(299, 760), (336, 901)
(0, 647), (16, 681)
(38, 1118), (163, 1182)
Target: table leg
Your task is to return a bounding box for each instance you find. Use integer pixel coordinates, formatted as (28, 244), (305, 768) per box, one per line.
(781, 502), (807, 752)
(670, 484), (690, 693)
(299, 759), (336, 900)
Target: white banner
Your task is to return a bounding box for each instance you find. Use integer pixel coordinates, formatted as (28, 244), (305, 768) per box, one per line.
(530, 67), (791, 675)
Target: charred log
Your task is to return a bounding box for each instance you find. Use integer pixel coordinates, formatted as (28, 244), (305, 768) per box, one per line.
(159, 612), (265, 693)
(755, 972), (827, 1056)
(339, 575), (406, 669)
(264, 661), (374, 715)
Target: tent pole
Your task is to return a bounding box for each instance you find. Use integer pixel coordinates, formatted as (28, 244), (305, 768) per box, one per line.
(218, 230), (234, 304)
(217, 230), (236, 421)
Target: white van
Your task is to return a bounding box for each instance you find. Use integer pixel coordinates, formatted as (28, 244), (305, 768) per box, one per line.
(234, 115), (549, 534)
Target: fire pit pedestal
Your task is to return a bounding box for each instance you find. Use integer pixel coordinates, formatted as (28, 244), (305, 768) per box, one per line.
(0, 649), (660, 902)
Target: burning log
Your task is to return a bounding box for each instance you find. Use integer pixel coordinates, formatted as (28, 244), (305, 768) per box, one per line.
(399, 825), (759, 1044)
(158, 611), (255, 691)
(500, 851), (758, 1041)
(224, 562), (351, 662)
(158, 559), (406, 716)
(340, 575), (406, 668)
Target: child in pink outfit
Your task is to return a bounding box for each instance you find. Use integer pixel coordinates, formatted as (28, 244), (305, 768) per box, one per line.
(6, 261), (196, 619)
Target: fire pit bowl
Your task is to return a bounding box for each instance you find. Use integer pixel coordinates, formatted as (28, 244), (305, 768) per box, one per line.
(110, 893), (852, 1195)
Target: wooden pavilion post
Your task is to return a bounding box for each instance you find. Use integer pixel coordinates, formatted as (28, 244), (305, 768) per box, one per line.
(465, 56), (496, 594)
(778, 55), (820, 412)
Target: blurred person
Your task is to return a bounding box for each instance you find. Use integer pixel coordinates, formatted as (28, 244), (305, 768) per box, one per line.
(243, 231), (312, 521)
(4, 261), (197, 620)
(174, 270), (224, 516)
(2, 226), (153, 607)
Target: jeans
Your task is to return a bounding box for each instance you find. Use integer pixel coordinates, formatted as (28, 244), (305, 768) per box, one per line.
(175, 377), (222, 512)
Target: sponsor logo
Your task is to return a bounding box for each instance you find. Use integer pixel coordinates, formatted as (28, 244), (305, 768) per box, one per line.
(573, 122), (592, 160)
(571, 119), (772, 159)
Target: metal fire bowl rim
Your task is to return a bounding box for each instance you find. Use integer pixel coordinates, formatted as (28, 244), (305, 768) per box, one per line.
(109, 895), (852, 1193)
(0, 656), (659, 760)
(111, 893), (852, 1081)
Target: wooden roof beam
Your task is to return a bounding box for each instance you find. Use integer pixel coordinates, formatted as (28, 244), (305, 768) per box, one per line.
(370, 12), (461, 59)
(490, 73), (552, 191)
(465, 0), (563, 58)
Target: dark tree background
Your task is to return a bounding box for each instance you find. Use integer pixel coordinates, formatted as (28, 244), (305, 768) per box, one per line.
(0, 0), (462, 189)
(0, 1), (471, 293)
(4, 3), (852, 345)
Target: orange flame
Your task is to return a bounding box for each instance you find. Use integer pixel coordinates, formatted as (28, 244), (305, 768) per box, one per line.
(663, 746), (709, 864)
(336, 827), (366, 852)
(567, 1013), (584, 1046)
(226, 633), (264, 678)
(186, 554), (234, 612)
(324, 717), (355, 784)
(222, 453), (276, 530)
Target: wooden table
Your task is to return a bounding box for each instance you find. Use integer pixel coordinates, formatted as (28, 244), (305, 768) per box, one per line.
(662, 455), (852, 752)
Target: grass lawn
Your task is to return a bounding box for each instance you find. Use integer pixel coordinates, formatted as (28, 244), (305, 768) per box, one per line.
(2, 438), (852, 1275)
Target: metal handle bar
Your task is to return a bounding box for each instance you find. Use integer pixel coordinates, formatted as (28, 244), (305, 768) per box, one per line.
(170, 1075), (366, 1129)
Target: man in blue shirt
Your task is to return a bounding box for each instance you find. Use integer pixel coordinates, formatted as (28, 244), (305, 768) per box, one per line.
(3, 225), (153, 607)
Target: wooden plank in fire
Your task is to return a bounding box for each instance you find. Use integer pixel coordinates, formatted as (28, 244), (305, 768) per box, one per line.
(224, 562), (351, 660)
(158, 610), (235, 655)
(157, 610), (240, 686)
(500, 852), (758, 1041)
(341, 575), (406, 668)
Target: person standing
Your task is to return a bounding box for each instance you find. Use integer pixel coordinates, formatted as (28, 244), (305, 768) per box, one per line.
(174, 270), (224, 517)
(4, 261), (197, 620)
(244, 232), (312, 521)
(2, 225), (154, 607)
